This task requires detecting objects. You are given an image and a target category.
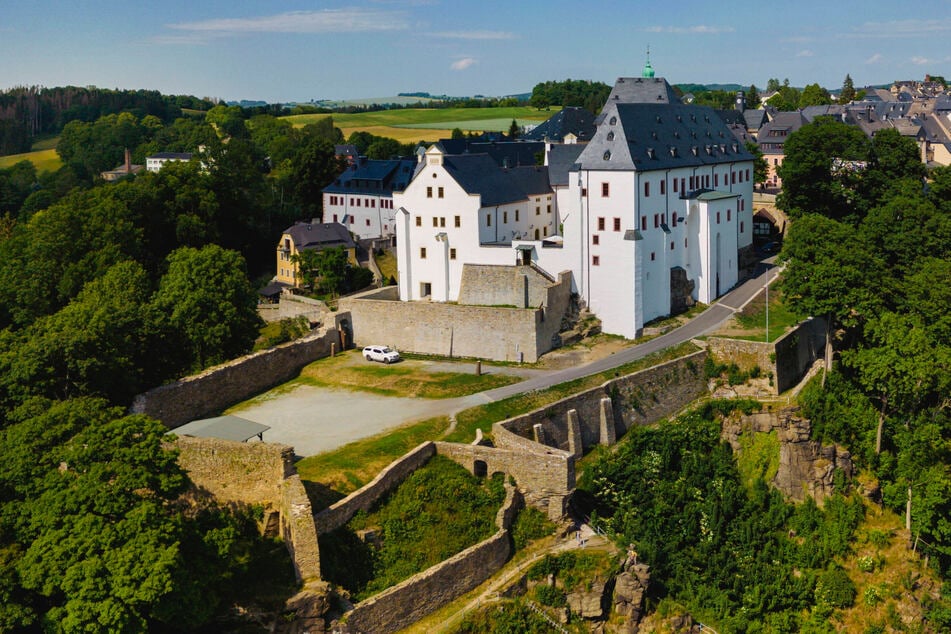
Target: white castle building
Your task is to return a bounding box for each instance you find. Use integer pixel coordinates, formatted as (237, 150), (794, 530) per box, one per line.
(393, 68), (754, 340)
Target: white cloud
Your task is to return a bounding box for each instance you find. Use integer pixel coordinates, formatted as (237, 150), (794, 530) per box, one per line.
(166, 9), (409, 35)
(644, 25), (735, 34)
(451, 57), (477, 71)
(865, 53), (883, 64)
(912, 56), (930, 65)
(429, 30), (515, 40)
(796, 49), (814, 58)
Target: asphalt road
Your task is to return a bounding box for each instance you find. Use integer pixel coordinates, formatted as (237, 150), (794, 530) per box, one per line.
(468, 259), (778, 405)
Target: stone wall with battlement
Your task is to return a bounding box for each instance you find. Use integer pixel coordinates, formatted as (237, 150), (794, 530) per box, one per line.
(131, 321), (344, 429)
(173, 436), (321, 583)
(313, 442), (436, 534)
(338, 271), (571, 363)
(342, 483), (522, 634)
(495, 351), (708, 456)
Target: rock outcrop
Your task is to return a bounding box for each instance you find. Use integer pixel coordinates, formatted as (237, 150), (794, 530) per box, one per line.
(722, 407), (854, 503)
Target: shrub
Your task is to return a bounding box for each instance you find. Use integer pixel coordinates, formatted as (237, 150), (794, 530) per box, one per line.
(815, 566), (856, 609)
(534, 584), (566, 608)
(511, 506), (554, 551)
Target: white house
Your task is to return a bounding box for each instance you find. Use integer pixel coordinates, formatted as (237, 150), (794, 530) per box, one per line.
(322, 157), (416, 241)
(145, 152), (193, 173)
(393, 71), (754, 340)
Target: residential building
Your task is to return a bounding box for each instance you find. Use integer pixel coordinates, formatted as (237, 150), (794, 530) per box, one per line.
(322, 157), (416, 241)
(100, 148), (143, 182)
(145, 152), (193, 173)
(756, 111), (808, 189)
(275, 221), (357, 287)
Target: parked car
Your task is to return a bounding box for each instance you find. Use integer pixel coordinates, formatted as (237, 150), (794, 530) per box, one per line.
(759, 241), (781, 255)
(363, 345), (400, 364)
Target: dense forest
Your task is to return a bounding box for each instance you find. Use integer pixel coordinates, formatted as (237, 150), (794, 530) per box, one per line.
(529, 79), (612, 113)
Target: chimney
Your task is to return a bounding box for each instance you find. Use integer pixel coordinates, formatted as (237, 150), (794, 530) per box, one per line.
(124, 148), (131, 173)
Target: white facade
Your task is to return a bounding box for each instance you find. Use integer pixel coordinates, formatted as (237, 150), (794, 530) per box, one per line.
(392, 78), (755, 341)
(324, 193), (397, 241)
(145, 153), (192, 173)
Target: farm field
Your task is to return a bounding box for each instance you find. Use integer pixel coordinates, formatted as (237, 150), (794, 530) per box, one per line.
(0, 136), (62, 172)
(283, 105), (558, 143)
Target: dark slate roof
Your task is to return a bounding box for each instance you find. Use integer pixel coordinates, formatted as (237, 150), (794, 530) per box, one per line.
(148, 152), (193, 160)
(604, 76), (680, 105)
(715, 109), (745, 127)
(522, 107), (597, 142)
(546, 144), (586, 186)
(578, 101), (754, 172)
(323, 158), (416, 195)
(801, 104), (847, 123)
(434, 140), (544, 168)
(756, 111), (809, 154)
(441, 154), (552, 206)
(743, 109), (768, 131)
(284, 221), (355, 251)
(335, 144), (359, 156)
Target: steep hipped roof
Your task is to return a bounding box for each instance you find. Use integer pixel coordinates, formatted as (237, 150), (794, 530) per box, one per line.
(283, 221), (355, 251)
(546, 144), (586, 186)
(439, 153), (552, 206)
(603, 76), (681, 105)
(578, 101), (753, 171)
(523, 107), (597, 142)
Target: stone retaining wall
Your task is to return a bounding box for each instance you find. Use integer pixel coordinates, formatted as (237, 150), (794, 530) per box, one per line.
(342, 484), (522, 634)
(172, 436), (321, 583)
(496, 351), (708, 456)
(705, 317), (826, 394)
(338, 271), (571, 362)
(313, 442), (436, 534)
(258, 294), (331, 324)
(131, 320), (344, 429)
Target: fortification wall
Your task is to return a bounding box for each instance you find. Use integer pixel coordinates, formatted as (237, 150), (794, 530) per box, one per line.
(131, 322), (343, 429)
(258, 294), (331, 324)
(457, 264), (559, 308)
(313, 442), (436, 534)
(172, 436), (321, 583)
(496, 351), (708, 456)
(706, 317), (826, 394)
(343, 485), (521, 634)
(435, 441), (573, 520)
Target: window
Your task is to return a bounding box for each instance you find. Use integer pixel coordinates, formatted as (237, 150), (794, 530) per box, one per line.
(536, 206), (540, 215)
(714, 174), (719, 187)
(689, 176), (695, 189)
(731, 172), (736, 184)
(716, 212), (721, 224)
(366, 219), (370, 226)
(602, 182), (610, 197)
(660, 180), (666, 195)
(740, 221), (745, 233)
(433, 217), (438, 227)
(597, 217), (605, 231)
(438, 186), (444, 198)
(420, 247), (427, 259)
(440, 217), (446, 227)
(746, 168), (750, 181)
(654, 214), (659, 228)
(544, 226), (548, 237)
(644, 181), (650, 197)
(349, 216), (354, 224)
(581, 187), (588, 197)
(681, 177), (686, 193)
(650, 252), (656, 261)
(673, 179), (679, 193)
(515, 209), (520, 221)
(503, 211), (508, 223)
(356, 198), (361, 207)
(727, 209), (731, 222)
(592, 255), (600, 266)
(671, 241), (675, 250)
(641, 216), (647, 231)
(592, 234), (600, 245)
(672, 213), (677, 227)
(416, 216), (422, 227)
(685, 238), (688, 248)
(333, 214), (338, 222)
(547, 204), (551, 214)
(426, 186), (433, 198)
(613, 217), (621, 231)
(454, 215), (461, 227)
(450, 248), (456, 260)
(486, 214), (491, 227)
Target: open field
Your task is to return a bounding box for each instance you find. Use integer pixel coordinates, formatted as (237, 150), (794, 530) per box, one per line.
(0, 147), (61, 172)
(282, 106), (557, 143)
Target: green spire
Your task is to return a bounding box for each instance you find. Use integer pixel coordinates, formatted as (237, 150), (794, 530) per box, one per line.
(642, 45), (655, 78)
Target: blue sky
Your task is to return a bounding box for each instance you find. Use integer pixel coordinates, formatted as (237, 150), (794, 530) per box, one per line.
(2, 1), (950, 103)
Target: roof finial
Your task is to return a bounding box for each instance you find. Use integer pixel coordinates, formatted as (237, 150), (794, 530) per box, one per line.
(642, 45), (655, 78)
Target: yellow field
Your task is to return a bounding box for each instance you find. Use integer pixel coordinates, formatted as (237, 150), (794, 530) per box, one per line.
(339, 125), (455, 144)
(0, 148), (61, 173)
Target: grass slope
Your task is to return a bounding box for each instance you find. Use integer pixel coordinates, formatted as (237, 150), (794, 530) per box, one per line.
(0, 148), (61, 172)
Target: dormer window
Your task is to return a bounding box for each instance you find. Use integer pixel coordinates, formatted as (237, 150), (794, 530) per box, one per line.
(603, 150), (612, 160)
(609, 116), (617, 125)
(607, 131), (615, 141)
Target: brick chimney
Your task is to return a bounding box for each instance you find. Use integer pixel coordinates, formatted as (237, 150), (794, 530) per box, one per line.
(124, 148), (131, 173)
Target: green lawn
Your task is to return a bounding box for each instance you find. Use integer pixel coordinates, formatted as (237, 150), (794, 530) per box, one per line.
(730, 287), (800, 342)
(395, 117), (543, 131)
(0, 148), (61, 172)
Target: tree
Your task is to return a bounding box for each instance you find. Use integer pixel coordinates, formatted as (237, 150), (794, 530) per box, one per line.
(745, 141), (769, 186)
(798, 83), (832, 108)
(839, 74), (856, 104)
(766, 78), (782, 93)
(747, 84), (762, 109)
(151, 245), (262, 373)
(451, 127), (465, 140)
(289, 135), (343, 221)
(776, 117), (868, 222)
(508, 119), (520, 139)
(778, 213), (885, 376)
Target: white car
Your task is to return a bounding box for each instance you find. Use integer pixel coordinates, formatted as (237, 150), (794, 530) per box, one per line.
(363, 345), (400, 364)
